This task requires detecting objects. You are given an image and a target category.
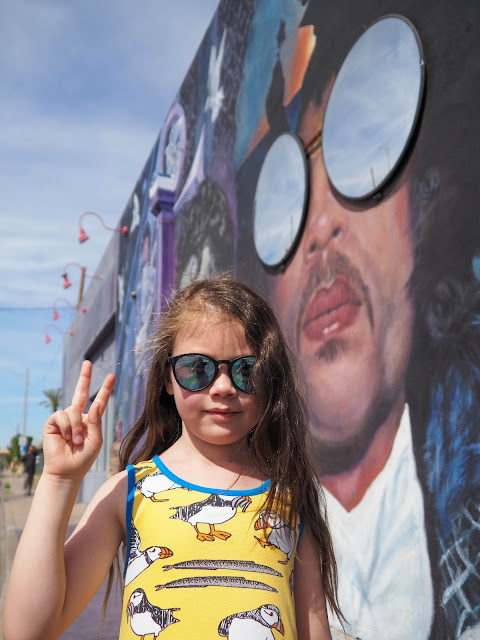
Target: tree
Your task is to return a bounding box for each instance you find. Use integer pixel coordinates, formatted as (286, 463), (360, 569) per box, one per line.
(9, 434), (20, 462)
(8, 433), (33, 468)
(39, 387), (62, 413)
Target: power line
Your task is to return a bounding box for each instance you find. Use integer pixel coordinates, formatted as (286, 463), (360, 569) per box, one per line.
(0, 307), (75, 311)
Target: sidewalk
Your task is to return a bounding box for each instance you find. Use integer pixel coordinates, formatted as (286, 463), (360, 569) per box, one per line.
(0, 470), (121, 640)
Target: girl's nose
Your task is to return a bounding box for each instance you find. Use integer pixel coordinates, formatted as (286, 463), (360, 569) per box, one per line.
(209, 364), (236, 396)
(302, 155), (348, 263)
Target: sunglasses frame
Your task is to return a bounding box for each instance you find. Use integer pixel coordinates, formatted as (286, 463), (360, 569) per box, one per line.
(253, 131), (309, 274)
(167, 353), (257, 393)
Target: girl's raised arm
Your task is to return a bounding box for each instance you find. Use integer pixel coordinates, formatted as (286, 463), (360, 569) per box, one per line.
(2, 361), (125, 640)
(294, 528), (333, 640)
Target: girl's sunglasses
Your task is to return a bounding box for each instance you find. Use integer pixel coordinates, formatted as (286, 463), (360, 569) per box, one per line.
(167, 353), (256, 393)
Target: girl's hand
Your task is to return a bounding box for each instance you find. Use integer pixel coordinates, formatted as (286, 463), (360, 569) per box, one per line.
(42, 361), (115, 482)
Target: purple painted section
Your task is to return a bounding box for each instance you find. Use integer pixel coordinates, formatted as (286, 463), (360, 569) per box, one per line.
(149, 174), (177, 215)
(157, 209), (175, 313)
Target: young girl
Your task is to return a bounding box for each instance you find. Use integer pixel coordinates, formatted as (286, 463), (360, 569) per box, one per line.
(3, 276), (341, 640)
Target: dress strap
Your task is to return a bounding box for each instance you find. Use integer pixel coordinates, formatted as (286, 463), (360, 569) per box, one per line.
(123, 464), (136, 578)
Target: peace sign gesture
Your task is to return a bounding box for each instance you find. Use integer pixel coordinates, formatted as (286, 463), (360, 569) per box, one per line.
(43, 361), (116, 482)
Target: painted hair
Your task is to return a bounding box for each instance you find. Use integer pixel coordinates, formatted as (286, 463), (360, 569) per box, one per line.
(118, 274), (343, 622)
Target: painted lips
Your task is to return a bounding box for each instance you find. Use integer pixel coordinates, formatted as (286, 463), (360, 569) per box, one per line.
(301, 278), (362, 341)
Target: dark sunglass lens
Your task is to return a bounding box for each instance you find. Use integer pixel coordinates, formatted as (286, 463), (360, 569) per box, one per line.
(231, 356), (256, 392)
(175, 355), (215, 391)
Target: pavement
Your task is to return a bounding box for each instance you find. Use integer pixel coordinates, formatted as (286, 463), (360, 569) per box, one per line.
(0, 470), (121, 640)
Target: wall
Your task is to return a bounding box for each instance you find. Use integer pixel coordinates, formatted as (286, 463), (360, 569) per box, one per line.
(90, 1), (480, 638)
(62, 232), (118, 502)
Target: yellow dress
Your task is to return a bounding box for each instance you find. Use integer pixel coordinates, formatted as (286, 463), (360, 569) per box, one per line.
(119, 456), (301, 639)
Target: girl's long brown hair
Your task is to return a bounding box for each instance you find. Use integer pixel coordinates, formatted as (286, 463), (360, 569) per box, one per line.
(107, 275), (343, 623)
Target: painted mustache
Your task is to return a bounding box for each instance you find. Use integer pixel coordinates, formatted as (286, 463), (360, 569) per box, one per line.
(296, 252), (373, 350)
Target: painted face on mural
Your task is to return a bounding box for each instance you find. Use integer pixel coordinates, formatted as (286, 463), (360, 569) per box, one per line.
(268, 100), (415, 472)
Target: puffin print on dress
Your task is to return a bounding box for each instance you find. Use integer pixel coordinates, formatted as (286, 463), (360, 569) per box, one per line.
(126, 588), (180, 638)
(254, 510), (297, 564)
(169, 493), (252, 541)
(121, 458), (300, 638)
(125, 521), (173, 586)
(135, 467), (183, 501)
(218, 604), (284, 639)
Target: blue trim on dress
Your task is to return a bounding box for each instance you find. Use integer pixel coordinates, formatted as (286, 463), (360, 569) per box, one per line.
(123, 464), (136, 579)
(297, 517), (304, 550)
(152, 454), (270, 496)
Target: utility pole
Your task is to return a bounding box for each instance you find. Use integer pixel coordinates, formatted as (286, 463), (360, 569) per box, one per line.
(22, 368), (29, 436)
(78, 266), (86, 306)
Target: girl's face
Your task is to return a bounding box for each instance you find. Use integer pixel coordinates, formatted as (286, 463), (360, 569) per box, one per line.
(165, 313), (262, 450)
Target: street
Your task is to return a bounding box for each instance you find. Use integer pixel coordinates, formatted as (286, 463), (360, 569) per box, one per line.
(0, 470), (121, 639)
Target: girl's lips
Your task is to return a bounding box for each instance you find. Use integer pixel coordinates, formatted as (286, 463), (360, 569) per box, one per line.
(301, 279), (362, 341)
(204, 409), (239, 417)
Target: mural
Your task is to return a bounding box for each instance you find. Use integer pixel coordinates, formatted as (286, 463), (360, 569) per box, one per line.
(114, 1), (480, 638)
(115, 142), (159, 441)
(114, 1), (254, 437)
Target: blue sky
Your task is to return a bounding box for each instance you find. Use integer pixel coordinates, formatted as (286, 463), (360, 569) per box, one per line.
(0, 0), (219, 448)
